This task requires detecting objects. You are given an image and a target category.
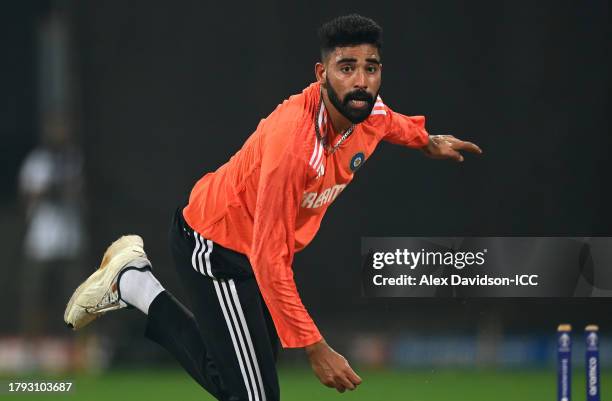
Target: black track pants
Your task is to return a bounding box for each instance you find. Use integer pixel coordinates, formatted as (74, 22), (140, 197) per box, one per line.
(145, 208), (280, 401)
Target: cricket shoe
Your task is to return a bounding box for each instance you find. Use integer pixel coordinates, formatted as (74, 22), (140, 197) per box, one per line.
(64, 235), (151, 330)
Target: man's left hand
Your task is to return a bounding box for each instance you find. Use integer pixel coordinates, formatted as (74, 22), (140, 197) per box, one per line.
(421, 135), (482, 162)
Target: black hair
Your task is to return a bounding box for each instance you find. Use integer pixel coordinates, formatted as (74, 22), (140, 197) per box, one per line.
(318, 14), (383, 60)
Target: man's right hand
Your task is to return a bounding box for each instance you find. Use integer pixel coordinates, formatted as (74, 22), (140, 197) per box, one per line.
(305, 339), (362, 393)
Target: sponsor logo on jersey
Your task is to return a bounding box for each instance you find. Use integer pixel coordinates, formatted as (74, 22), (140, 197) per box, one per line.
(350, 152), (365, 172)
(301, 184), (347, 209)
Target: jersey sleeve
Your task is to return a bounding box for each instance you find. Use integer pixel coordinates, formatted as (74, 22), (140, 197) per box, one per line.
(377, 99), (430, 148)
(248, 120), (323, 349)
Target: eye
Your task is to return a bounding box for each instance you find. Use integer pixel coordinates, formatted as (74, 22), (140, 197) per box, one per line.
(367, 65), (378, 73)
(340, 65), (353, 73)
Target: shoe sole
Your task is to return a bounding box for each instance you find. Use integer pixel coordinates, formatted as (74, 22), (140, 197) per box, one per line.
(64, 235), (150, 330)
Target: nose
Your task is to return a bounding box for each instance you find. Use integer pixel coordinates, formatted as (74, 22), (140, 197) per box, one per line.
(353, 68), (367, 90)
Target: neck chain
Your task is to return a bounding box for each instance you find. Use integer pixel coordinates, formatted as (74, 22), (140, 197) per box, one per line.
(315, 96), (355, 154)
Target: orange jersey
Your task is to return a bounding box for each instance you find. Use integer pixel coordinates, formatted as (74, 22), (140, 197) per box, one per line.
(183, 82), (429, 348)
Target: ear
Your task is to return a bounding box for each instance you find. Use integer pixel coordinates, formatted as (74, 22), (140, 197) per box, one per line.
(315, 62), (326, 85)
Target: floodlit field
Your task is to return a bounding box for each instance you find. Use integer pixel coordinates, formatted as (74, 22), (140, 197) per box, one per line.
(2, 367), (607, 401)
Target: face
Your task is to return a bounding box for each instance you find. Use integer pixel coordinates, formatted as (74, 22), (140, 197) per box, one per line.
(318, 44), (382, 124)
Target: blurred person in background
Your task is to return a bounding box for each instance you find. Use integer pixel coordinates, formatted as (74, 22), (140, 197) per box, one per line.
(19, 111), (85, 337)
(63, 14), (480, 401)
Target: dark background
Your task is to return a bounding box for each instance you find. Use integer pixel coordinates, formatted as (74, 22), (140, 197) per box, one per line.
(1, 0), (609, 351)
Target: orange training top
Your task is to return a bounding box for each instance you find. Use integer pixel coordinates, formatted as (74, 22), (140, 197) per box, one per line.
(183, 82), (429, 348)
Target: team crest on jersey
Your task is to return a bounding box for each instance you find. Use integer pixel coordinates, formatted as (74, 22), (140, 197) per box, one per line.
(350, 152), (365, 172)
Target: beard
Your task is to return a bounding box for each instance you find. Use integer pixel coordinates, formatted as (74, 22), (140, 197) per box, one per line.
(325, 77), (378, 124)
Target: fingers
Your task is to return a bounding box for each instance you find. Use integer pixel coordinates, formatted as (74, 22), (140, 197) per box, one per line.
(451, 140), (482, 154)
(336, 373), (356, 391)
(309, 344), (362, 393)
(433, 134), (483, 155)
(347, 368), (363, 385)
(320, 376), (348, 393)
(335, 366), (362, 392)
(446, 148), (464, 162)
(322, 369), (362, 393)
(321, 379), (336, 388)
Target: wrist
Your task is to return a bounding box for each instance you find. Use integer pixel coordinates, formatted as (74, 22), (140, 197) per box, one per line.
(305, 338), (327, 356)
(421, 135), (438, 156)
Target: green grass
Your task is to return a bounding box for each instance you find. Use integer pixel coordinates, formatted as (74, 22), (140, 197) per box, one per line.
(1, 367), (607, 400)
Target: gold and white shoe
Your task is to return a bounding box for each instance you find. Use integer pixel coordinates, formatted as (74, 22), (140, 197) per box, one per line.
(64, 235), (151, 330)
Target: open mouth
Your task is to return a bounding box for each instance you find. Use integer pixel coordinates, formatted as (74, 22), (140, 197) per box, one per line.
(348, 99), (369, 109)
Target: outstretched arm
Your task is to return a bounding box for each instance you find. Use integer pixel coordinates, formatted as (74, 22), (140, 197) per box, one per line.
(377, 99), (483, 160)
(421, 134), (483, 162)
